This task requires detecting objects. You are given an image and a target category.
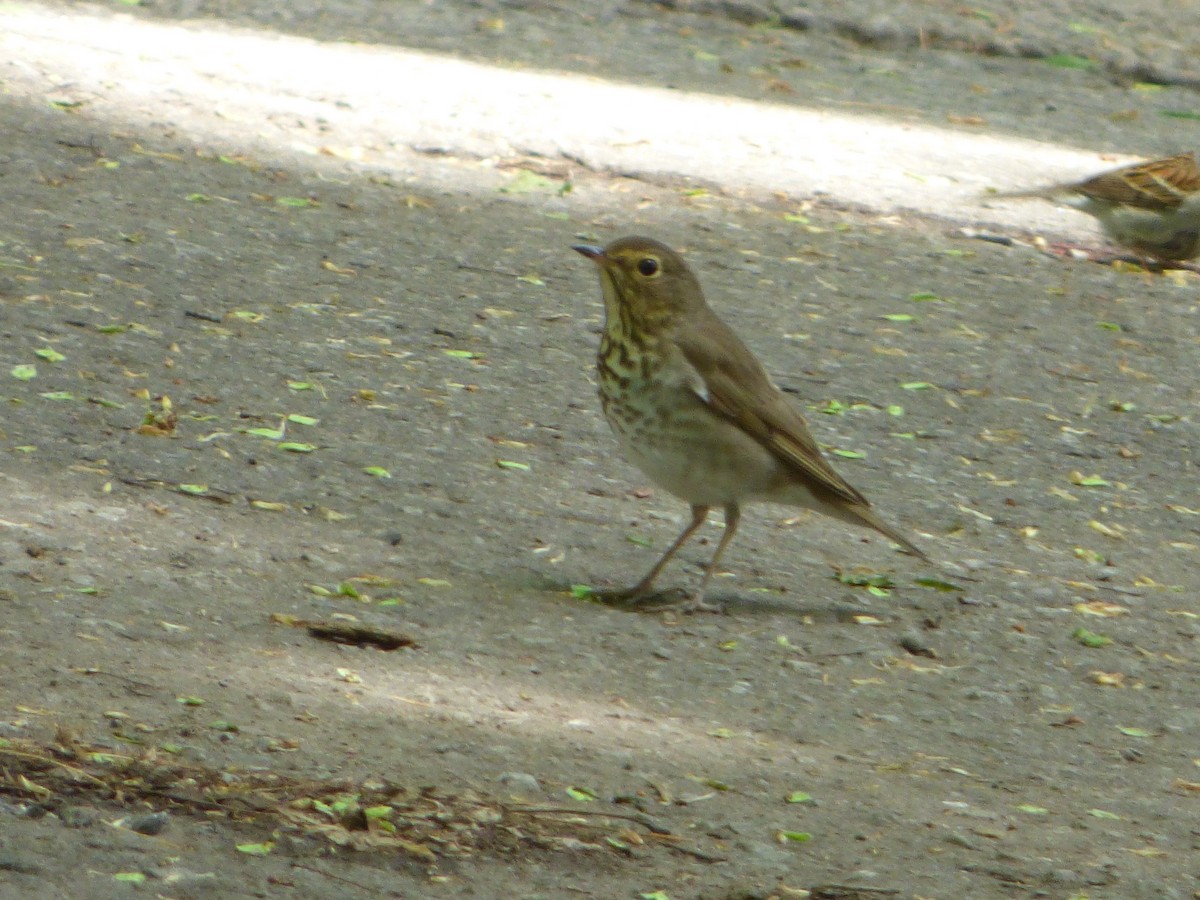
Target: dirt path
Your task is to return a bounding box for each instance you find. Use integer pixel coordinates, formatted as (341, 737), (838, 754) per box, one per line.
(1, 2), (1198, 898)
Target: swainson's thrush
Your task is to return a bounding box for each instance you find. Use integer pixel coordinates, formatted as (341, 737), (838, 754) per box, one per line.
(991, 152), (1200, 263)
(574, 236), (926, 611)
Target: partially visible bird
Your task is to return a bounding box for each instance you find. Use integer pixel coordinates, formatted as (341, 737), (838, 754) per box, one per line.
(990, 152), (1200, 264)
(573, 236), (926, 612)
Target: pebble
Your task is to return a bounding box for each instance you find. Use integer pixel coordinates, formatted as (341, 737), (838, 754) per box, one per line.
(60, 806), (101, 829)
(497, 772), (541, 794)
(122, 812), (171, 835)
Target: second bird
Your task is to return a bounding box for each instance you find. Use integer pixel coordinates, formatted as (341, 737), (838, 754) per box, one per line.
(573, 236), (926, 612)
(992, 152), (1200, 264)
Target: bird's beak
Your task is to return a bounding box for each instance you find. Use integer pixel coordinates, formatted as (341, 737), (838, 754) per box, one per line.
(572, 244), (605, 264)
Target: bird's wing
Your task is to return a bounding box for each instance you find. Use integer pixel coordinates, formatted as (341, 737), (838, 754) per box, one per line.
(673, 322), (869, 507)
(989, 154), (1200, 208)
(1077, 153), (1200, 209)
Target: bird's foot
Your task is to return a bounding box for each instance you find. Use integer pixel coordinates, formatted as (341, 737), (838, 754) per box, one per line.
(677, 594), (725, 615)
(593, 586), (723, 614)
(1043, 243), (1200, 272)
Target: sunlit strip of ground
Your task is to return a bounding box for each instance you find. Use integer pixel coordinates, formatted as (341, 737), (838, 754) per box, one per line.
(1, 2), (1112, 233)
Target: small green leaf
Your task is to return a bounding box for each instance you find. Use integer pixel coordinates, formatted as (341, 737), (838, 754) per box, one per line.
(287, 414), (319, 426)
(186, 192), (210, 203)
(235, 841), (274, 855)
(779, 830), (812, 842)
(89, 396), (125, 408)
(1160, 109), (1200, 121)
(443, 349), (480, 359)
(909, 291), (942, 302)
(363, 466), (391, 478)
(786, 791), (814, 804)
(881, 313), (915, 322)
(708, 728), (734, 739)
(831, 448), (865, 459)
(901, 381), (933, 391)
(210, 720), (239, 733)
(96, 323), (130, 333)
(1088, 808), (1121, 820)
(35, 348), (65, 363)
(245, 425), (285, 439)
(417, 578), (451, 587)
(336, 582), (361, 599)
(837, 571), (893, 590)
(177, 484), (208, 495)
(914, 577), (964, 592)
(640, 892), (671, 900)
(278, 442), (316, 452)
(113, 873), (147, 883)
(886, 405), (904, 416)
(1017, 804), (1049, 815)
(38, 391), (78, 401)
(1072, 627), (1112, 648)
(288, 381), (315, 390)
(1097, 321), (1121, 331)
(570, 584), (594, 599)
(566, 786), (597, 802)
(1044, 53), (1094, 70)
(176, 696), (206, 706)
(363, 805), (392, 820)
(517, 274), (545, 286)
(230, 310), (263, 322)
(500, 170), (559, 194)
(307, 584), (334, 596)
(1118, 726), (1152, 738)
(276, 196), (316, 207)
(625, 533), (652, 548)
(496, 459), (529, 470)
(10, 364), (36, 380)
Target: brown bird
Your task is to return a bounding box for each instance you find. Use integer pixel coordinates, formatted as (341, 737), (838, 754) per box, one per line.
(573, 236), (926, 611)
(992, 152), (1200, 263)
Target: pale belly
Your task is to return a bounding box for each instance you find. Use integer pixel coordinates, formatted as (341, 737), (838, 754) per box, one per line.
(604, 385), (789, 508)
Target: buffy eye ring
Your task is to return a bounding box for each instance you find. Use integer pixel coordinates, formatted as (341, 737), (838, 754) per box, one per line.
(637, 257), (660, 277)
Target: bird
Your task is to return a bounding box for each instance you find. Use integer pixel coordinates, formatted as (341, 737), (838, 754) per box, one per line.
(990, 152), (1200, 264)
(572, 236), (926, 612)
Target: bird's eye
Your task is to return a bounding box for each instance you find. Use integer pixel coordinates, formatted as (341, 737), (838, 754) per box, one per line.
(637, 257), (660, 277)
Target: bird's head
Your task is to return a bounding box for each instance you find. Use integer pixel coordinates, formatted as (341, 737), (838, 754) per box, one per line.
(573, 236), (705, 329)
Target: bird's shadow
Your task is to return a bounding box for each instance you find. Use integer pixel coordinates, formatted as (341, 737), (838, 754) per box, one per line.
(535, 574), (894, 622)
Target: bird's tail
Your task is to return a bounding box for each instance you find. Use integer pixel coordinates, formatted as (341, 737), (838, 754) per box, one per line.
(795, 488), (931, 563)
(848, 504), (930, 563)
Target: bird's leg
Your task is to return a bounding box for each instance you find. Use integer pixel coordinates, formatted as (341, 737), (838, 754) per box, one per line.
(598, 505), (710, 608)
(681, 503), (740, 614)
